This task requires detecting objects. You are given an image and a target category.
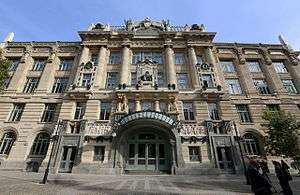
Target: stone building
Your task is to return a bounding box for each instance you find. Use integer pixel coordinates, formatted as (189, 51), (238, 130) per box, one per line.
(0, 18), (299, 175)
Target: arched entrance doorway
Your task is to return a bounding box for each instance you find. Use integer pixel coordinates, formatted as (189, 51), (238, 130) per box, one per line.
(112, 111), (183, 174)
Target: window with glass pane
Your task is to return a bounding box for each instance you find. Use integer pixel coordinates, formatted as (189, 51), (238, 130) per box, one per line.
(128, 101), (135, 114)
(100, 102), (111, 120)
(159, 101), (167, 112)
(236, 105), (252, 123)
(202, 74), (214, 88)
(9, 103), (25, 122)
(282, 79), (298, 94)
(132, 52), (142, 64)
(189, 146), (201, 162)
(90, 53), (98, 64)
(183, 102), (195, 121)
(131, 72), (137, 86)
(175, 53), (185, 64)
(106, 72), (118, 89)
(0, 132), (16, 155)
(176, 73), (188, 89)
(253, 79), (271, 94)
(196, 55), (203, 64)
(52, 77), (68, 93)
(273, 62), (288, 73)
(246, 61), (261, 73)
(23, 77), (39, 93)
(30, 133), (50, 155)
(94, 146), (105, 161)
(81, 73), (92, 87)
(74, 102), (86, 120)
(59, 58), (73, 71)
(132, 52), (163, 64)
(225, 79), (243, 94)
(41, 103), (57, 122)
(8, 59), (20, 71)
(220, 60), (236, 72)
(156, 72), (164, 87)
(32, 59), (46, 71)
(108, 52), (121, 64)
(208, 103), (220, 120)
(142, 101), (152, 111)
(266, 104), (280, 112)
(242, 134), (260, 155)
(152, 52), (163, 64)
(4, 77), (11, 89)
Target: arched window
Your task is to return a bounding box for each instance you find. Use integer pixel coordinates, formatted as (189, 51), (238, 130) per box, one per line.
(242, 133), (261, 155)
(30, 133), (50, 156)
(0, 132), (16, 155)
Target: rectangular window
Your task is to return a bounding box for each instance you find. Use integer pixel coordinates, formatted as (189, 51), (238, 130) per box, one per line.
(59, 58), (73, 71)
(282, 79), (298, 94)
(90, 53), (98, 65)
(106, 72), (118, 89)
(74, 102), (86, 120)
(52, 77), (69, 93)
(132, 52), (163, 64)
(141, 101), (152, 111)
(131, 72), (137, 87)
(23, 77), (39, 93)
(202, 74), (214, 88)
(108, 52), (121, 64)
(4, 77), (11, 89)
(196, 55), (203, 65)
(159, 101), (167, 113)
(176, 73), (188, 89)
(94, 146), (105, 161)
(175, 53), (185, 64)
(236, 105), (252, 123)
(9, 103), (25, 122)
(246, 61), (262, 73)
(189, 146), (201, 162)
(128, 101), (135, 114)
(41, 103), (57, 122)
(8, 59), (20, 71)
(157, 72), (165, 87)
(225, 79), (243, 94)
(81, 73), (92, 87)
(32, 59), (46, 71)
(183, 102), (195, 121)
(208, 103), (220, 120)
(100, 102), (111, 120)
(274, 62), (288, 73)
(253, 79), (271, 94)
(220, 60), (236, 72)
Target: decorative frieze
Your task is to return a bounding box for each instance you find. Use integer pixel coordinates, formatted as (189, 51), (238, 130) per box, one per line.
(179, 123), (206, 136)
(85, 121), (113, 136)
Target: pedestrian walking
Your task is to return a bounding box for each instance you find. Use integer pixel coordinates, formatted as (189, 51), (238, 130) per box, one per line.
(247, 160), (272, 195)
(273, 160), (293, 195)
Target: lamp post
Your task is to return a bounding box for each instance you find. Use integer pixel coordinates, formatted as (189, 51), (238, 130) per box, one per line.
(41, 120), (61, 184)
(232, 121), (249, 184)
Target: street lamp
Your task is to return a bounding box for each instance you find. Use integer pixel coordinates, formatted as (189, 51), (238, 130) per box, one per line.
(41, 120), (61, 184)
(232, 121), (250, 185)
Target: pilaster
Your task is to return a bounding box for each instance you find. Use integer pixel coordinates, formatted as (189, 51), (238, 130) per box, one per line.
(120, 45), (130, 86)
(93, 46), (108, 89)
(187, 46), (200, 89)
(165, 45), (176, 86)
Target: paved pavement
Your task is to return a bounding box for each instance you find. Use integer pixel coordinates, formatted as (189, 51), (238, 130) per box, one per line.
(0, 171), (300, 195)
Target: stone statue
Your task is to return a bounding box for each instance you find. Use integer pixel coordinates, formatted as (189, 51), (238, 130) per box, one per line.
(140, 71), (153, 81)
(168, 96), (178, 112)
(116, 94), (128, 112)
(162, 19), (170, 31)
(124, 19), (133, 31)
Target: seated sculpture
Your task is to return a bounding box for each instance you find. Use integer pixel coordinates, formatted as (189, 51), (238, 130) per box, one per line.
(140, 71), (153, 81)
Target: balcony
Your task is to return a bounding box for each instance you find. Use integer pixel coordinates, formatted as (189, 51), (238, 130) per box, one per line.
(205, 120), (233, 135)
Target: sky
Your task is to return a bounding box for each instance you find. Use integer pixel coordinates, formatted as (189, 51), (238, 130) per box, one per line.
(1, 0), (300, 49)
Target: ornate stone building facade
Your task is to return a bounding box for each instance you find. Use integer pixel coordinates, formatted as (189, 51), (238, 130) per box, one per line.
(0, 18), (299, 174)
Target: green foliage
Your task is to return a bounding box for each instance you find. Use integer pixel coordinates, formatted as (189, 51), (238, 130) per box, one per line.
(0, 50), (10, 91)
(262, 109), (300, 157)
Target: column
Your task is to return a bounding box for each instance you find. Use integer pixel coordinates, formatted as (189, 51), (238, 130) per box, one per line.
(72, 46), (89, 86)
(93, 46), (107, 89)
(165, 45), (176, 86)
(204, 46), (223, 87)
(135, 100), (141, 111)
(36, 50), (59, 93)
(6, 51), (33, 93)
(120, 45), (130, 86)
(170, 140), (176, 175)
(154, 100), (160, 112)
(187, 46), (200, 89)
(287, 62), (300, 93)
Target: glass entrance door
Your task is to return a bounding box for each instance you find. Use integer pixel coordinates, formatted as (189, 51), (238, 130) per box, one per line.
(59, 146), (77, 173)
(126, 133), (170, 172)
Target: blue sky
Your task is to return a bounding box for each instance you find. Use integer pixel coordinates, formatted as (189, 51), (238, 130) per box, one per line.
(1, 0), (300, 49)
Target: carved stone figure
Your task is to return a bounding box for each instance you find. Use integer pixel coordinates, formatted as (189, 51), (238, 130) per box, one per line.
(116, 94), (128, 112)
(168, 96), (178, 112)
(140, 71), (152, 81)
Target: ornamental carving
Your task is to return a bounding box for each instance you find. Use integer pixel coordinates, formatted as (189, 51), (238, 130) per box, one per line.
(116, 94), (128, 113)
(180, 124), (206, 136)
(85, 121), (113, 136)
(168, 96), (178, 113)
(136, 60), (158, 89)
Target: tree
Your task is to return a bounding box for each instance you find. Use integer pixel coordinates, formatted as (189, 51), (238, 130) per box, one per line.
(0, 50), (10, 92)
(262, 109), (300, 158)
